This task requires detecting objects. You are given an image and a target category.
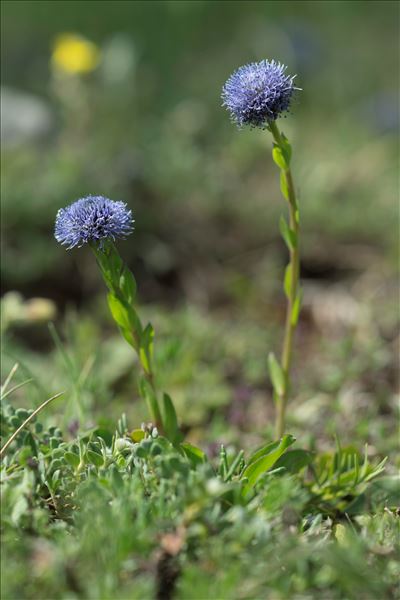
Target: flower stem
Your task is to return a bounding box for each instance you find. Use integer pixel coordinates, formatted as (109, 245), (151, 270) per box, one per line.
(91, 242), (163, 431)
(143, 370), (163, 431)
(268, 120), (301, 438)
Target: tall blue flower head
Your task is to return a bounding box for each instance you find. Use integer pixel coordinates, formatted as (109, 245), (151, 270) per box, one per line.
(55, 195), (133, 249)
(222, 59), (298, 128)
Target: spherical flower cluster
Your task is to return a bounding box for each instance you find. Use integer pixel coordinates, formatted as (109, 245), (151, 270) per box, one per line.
(55, 195), (133, 249)
(222, 59), (297, 128)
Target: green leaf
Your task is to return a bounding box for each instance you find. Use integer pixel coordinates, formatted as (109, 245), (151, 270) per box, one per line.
(280, 171), (290, 201)
(119, 268), (137, 304)
(139, 376), (156, 409)
(107, 294), (131, 330)
(107, 293), (141, 348)
(86, 450), (104, 467)
(138, 376), (161, 426)
(281, 133), (292, 162)
(291, 289), (303, 326)
(272, 145), (288, 170)
(94, 428), (113, 446)
(64, 451), (80, 469)
(241, 434), (296, 495)
(119, 327), (136, 348)
(284, 264), (292, 298)
(268, 352), (286, 397)
(93, 243), (123, 290)
(225, 449), (245, 481)
(139, 323), (154, 374)
(139, 352), (150, 373)
(363, 457), (387, 482)
(274, 449), (313, 473)
(279, 215), (297, 251)
(246, 440), (281, 468)
(108, 248), (123, 280)
(94, 246), (113, 281)
(162, 393), (182, 445)
(181, 442), (206, 467)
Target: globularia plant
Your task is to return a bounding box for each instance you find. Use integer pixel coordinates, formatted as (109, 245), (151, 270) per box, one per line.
(222, 59), (301, 437)
(55, 59), (299, 441)
(55, 195), (180, 441)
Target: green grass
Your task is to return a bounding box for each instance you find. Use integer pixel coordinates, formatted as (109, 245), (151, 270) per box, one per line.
(1, 372), (399, 600)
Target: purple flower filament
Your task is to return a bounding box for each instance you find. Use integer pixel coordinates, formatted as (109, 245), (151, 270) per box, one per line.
(222, 59), (298, 128)
(55, 196), (134, 249)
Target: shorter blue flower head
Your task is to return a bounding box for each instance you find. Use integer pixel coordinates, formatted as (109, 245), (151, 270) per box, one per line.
(222, 59), (298, 128)
(55, 195), (133, 249)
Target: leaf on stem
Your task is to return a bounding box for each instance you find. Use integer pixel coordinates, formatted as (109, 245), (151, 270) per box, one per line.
(107, 293), (141, 349)
(119, 268), (137, 304)
(291, 288), (303, 326)
(109, 248), (123, 280)
(246, 440), (281, 467)
(280, 171), (290, 201)
(162, 393), (183, 445)
(241, 434), (296, 494)
(274, 449), (313, 473)
(284, 264), (292, 298)
(139, 323), (154, 375)
(86, 449), (104, 467)
(272, 145), (288, 170)
(181, 442), (206, 467)
(281, 133), (292, 162)
(279, 215), (297, 251)
(107, 294), (131, 330)
(268, 352), (286, 397)
(139, 375), (160, 426)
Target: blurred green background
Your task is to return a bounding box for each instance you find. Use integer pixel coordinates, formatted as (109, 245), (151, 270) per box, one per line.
(1, 1), (398, 455)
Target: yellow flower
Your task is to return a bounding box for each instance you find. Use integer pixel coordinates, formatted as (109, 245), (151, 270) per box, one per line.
(51, 33), (100, 75)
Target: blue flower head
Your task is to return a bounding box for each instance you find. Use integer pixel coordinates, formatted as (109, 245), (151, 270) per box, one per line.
(222, 60), (298, 128)
(55, 195), (134, 249)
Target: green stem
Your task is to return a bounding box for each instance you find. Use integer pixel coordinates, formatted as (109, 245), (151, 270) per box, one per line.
(91, 242), (163, 432)
(268, 120), (300, 438)
(143, 370), (163, 430)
